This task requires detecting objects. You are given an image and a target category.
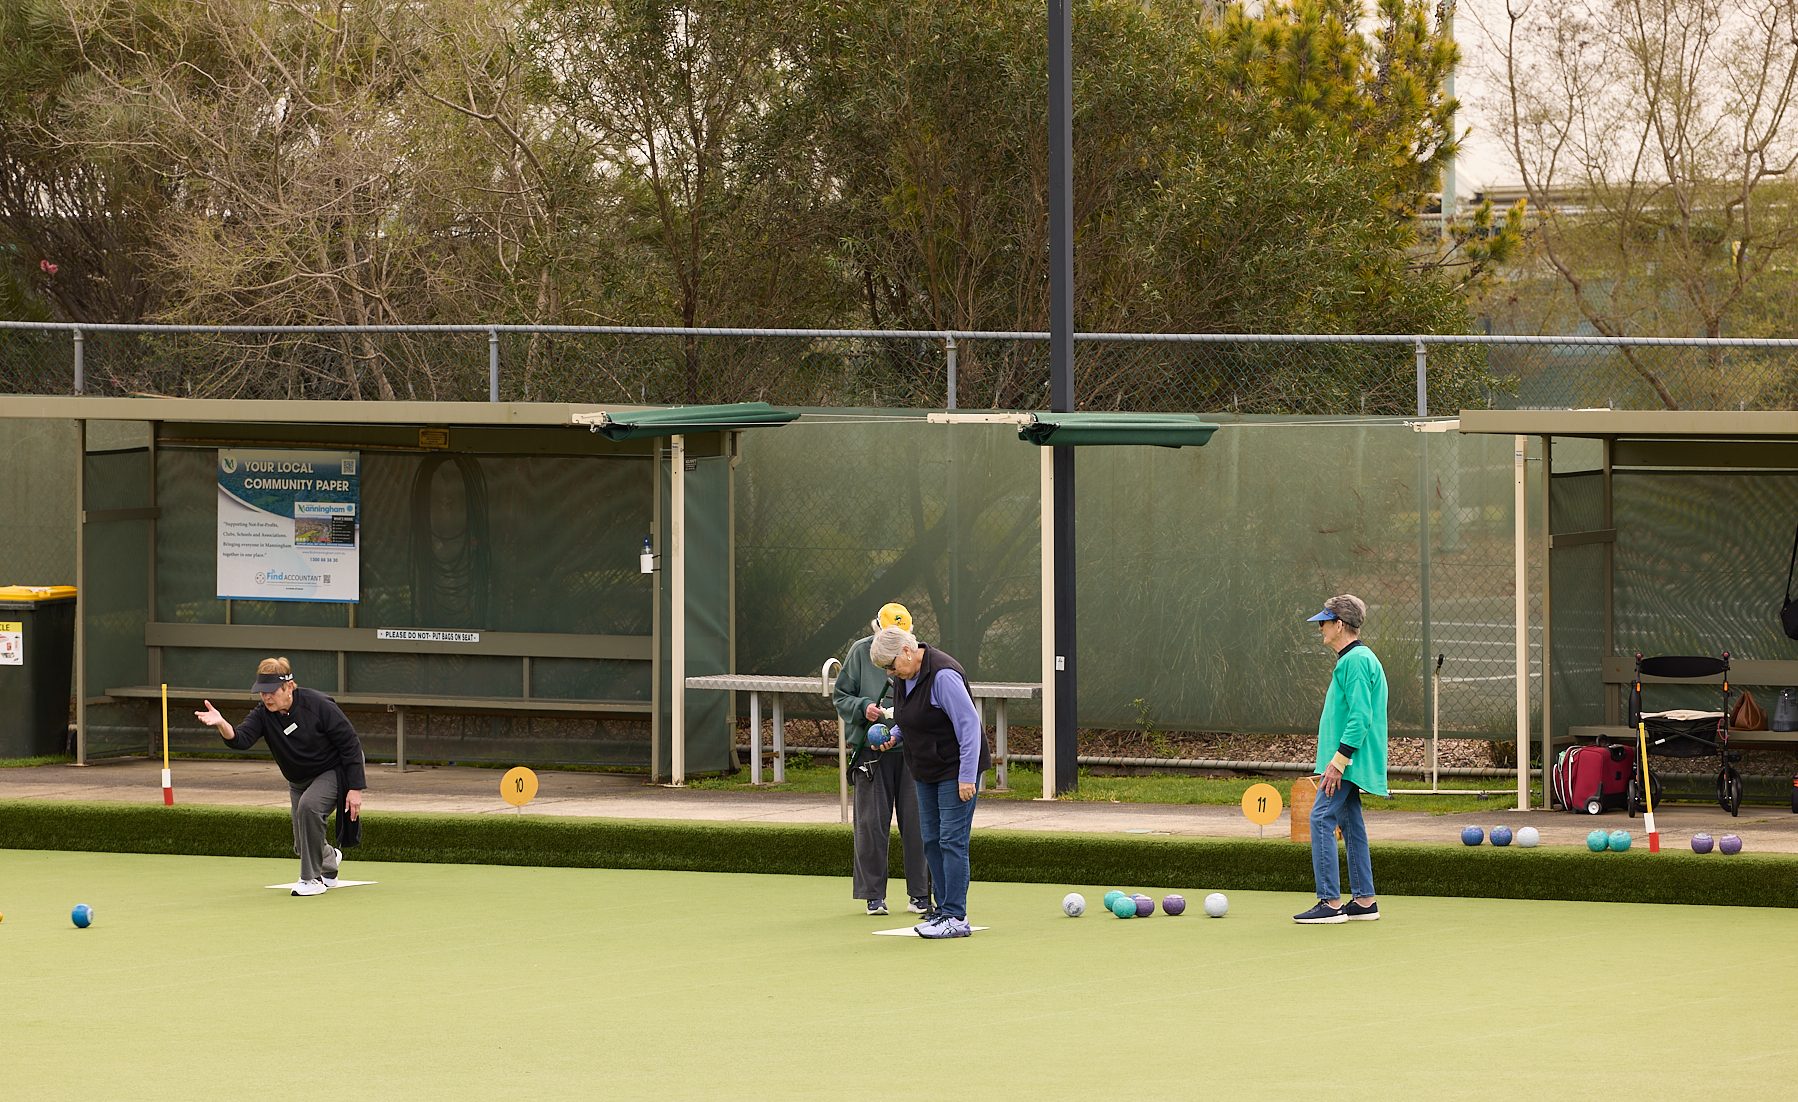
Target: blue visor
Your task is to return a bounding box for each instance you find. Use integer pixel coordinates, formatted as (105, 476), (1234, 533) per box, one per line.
(1305, 608), (1338, 622)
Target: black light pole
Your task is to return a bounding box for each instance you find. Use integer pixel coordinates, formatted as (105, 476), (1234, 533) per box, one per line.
(1048, 0), (1077, 794)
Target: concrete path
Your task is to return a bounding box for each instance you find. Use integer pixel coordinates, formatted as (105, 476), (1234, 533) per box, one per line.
(5, 758), (1798, 853)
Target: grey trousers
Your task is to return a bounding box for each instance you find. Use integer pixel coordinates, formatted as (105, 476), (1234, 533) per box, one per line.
(288, 771), (341, 881)
(852, 750), (930, 903)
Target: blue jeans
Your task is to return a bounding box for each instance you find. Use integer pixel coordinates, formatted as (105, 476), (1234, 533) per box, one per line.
(914, 778), (978, 920)
(1309, 780), (1375, 901)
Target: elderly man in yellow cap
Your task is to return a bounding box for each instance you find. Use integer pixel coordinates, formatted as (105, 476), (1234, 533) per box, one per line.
(833, 602), (931, 917)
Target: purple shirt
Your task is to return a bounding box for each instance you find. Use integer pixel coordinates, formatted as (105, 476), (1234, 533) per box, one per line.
(894, 668), (983, 784)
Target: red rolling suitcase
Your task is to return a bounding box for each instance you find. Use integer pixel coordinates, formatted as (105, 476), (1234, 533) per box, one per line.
(1553, 742), (1634, 815)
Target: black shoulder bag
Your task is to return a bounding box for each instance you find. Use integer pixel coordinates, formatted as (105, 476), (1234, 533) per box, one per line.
(1782, 524), (1798, 640)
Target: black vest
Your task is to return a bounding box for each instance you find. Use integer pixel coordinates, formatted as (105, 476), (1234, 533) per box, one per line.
(895, 644), (991, 784)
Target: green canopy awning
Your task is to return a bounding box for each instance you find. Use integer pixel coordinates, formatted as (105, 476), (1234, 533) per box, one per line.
(1016, 412), (1218, 448)
(577, 402), (800, 441)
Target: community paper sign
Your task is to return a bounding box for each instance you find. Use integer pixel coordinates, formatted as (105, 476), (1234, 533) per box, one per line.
(217, 449), (360, 603)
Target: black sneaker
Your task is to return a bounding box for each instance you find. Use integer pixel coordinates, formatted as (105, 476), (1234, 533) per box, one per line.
(1342, 899), (1380, 921)
(906, 896), (931, 915)
(1292, 901), (1347, 924)
(866, 899), (889, 916)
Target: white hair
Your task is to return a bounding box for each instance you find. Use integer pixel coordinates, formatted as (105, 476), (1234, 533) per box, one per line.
(869, 627), (917, 668)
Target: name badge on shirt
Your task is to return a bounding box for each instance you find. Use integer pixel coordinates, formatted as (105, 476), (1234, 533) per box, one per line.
(283, 722), (299, 735)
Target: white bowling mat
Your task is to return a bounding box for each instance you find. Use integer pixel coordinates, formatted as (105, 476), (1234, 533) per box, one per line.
(265, 879), (378, 890)
(873, 925), (990, 936)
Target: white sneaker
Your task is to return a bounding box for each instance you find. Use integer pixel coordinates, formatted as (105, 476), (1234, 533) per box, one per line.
(322, 847), (344, 886)
(291, 879), (328, 897)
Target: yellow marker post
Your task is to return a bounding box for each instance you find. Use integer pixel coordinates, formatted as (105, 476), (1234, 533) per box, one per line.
(160, 683), (174, 806)
(501, 766), (540, 812)
(1242, 782), (1283, 838)
(1637, 721), (1659, 852)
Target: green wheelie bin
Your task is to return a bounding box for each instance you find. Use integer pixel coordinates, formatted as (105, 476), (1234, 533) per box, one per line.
(0, 585), (78, 757)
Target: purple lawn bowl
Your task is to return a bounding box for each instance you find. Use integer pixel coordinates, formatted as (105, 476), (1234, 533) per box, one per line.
(1719, 834), (1744, 855)
(1162, 894), (1187, 916)
(1690, 833), (1714, 854)
(1134, 895), (1155, 918)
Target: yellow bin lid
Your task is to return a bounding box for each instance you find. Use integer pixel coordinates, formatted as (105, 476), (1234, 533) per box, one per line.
(0, 585), (78, 603)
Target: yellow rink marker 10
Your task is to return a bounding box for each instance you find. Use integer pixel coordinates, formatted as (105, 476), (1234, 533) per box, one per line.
(501, 766), (540, 809)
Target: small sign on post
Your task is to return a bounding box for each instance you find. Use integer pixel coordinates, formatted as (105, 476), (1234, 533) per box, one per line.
(1241, 782), (1282, 839)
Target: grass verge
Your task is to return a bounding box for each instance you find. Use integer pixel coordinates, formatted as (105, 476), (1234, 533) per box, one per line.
(2, 799), (1792, 908)
(685, 757), (1539, 815)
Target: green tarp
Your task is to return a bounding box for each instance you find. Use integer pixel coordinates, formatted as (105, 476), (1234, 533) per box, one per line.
(1015, 412), (1218, 448)
(585, 402), (799, 441)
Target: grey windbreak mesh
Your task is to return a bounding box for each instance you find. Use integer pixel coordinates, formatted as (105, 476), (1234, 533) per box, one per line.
(0, 418), (75, 586)
(80, 433), (153, 758)
(1548, 453), (1608, 743)
(738, 414), (1533, 742)
(149, 446), (661, 764)
(1602, 468), (1798, 800)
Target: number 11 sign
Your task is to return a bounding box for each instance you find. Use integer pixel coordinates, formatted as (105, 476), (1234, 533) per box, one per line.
(1240, 782), (1283, 837)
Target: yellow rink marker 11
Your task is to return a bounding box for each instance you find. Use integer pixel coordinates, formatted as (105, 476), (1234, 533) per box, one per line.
(1241, 782), (1282, 837)
(501, 766), (540, 809)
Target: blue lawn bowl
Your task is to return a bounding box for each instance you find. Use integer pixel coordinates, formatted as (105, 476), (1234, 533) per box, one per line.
(865, 723), (891, 749)
(1103, 890), (1127, 912)
(1110, 894), (1137, 919)
(1607, 829), (1632, 852)
(71, 903), (93, 929)
(1489, 826), (1514, 847)
(1586, 829), (1610, 852)
(1460, 825), (1485, 846)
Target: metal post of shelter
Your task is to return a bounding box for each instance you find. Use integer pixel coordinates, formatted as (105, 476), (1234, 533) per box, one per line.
(670, 433), (687, 786)
(73, 417), (87, 764)
(1513, 435), (1530, 811)
(1039, 444), (1057, 800)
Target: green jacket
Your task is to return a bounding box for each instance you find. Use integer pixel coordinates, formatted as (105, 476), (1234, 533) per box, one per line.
(832, 636), (891, 758)
(1312, 641), (1390, 798)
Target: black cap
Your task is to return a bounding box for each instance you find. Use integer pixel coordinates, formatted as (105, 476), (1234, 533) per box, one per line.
(251, 671), (295, 693)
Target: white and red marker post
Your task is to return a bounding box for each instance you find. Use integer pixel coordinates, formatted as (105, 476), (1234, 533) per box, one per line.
(160, 683), (175, 806)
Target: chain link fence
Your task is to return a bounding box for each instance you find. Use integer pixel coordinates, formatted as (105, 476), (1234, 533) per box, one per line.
(8, 322), (1798, 413)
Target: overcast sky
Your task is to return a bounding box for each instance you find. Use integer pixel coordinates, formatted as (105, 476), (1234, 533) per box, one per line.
(1447, 0), (1523, 196)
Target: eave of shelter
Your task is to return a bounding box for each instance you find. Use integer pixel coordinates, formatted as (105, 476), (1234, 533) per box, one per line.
(1015, 411), (1218, 448)
(0, 395), (658, 428)
(0, 395), (743, 456)
(1457, 409), (1798, 440)
(570, 401), (799, 441)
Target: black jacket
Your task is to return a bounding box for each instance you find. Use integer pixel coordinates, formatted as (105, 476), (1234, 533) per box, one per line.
(229, 687), (368, 790)
(894, 644), (991, 785)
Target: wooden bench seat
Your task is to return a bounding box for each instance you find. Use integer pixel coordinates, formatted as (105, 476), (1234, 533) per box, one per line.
(102, 685), (652, 769)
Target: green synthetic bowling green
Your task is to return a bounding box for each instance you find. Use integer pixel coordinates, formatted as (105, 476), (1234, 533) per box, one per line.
(2, 849), (1795, 1100)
